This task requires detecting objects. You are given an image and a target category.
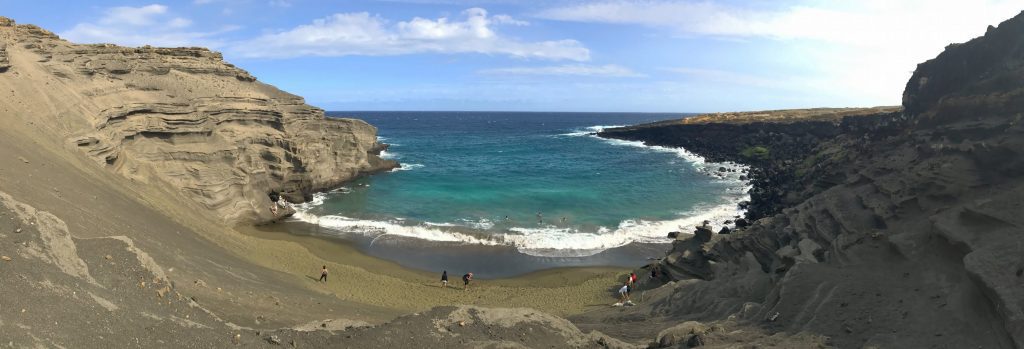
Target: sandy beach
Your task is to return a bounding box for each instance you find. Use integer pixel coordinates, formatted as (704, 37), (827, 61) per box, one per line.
(233, 223), (631, 318)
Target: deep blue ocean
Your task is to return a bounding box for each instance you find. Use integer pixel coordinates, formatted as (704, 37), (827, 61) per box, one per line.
(294, 111), (748, 264)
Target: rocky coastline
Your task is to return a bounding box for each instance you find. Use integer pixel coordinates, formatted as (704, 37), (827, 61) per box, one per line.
(583, 11), (1024, 348)
(597, 106), (901, 221)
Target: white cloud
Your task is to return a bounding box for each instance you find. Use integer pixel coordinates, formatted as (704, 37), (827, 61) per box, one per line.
(61, 4), (232, 48)
(232, 8), (587, 60)
(537, 0), (1024, 105)
(481, 64), (643, 77)
(492, 14), (529, 26)
(663, 67), (784, 89)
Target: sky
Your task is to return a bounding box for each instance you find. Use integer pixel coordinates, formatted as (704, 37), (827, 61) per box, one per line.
(2, 0), (1021, 112)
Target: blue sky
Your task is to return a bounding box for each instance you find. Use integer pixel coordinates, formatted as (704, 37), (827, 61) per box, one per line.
(2, 0), (1020, 112)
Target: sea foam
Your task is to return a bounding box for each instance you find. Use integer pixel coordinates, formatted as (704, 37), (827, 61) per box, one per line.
(291, 124), (751, 257)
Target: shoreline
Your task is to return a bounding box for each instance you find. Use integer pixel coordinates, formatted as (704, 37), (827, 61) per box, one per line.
(233, 223), (632, 317)
(259, 218), (670, 279)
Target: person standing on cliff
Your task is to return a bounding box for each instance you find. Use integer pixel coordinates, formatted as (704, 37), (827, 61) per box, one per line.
(441, 270), (449, 288)
(319, 265), (328, 283)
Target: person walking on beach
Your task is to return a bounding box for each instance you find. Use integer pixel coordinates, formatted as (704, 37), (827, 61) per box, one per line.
(462, 272), (473, 290)
(617, 283), (631, 305)
(441, 270), (449, 288)
(319, 265), (328, 283)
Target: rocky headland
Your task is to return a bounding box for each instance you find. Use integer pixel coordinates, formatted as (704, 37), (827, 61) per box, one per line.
(598, 106), (902, 220)
(589, 11), (1024, 349)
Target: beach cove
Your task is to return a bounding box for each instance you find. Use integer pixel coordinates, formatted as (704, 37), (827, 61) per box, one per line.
(283, 111), (750, 277)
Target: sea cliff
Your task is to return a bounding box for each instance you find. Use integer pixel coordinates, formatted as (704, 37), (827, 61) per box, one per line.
(586, 11), (1024, 348)
(0, 17), (396, 225)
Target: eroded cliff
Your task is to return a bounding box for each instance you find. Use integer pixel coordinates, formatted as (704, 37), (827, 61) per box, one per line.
(589, 11), (1024, 349)
(0, 17), (395, 225)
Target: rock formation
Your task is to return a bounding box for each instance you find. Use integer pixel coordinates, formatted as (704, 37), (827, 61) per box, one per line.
(589, 11), (1024, 348)
(599, 107), (901, 220)
(0, 16), (395, 224)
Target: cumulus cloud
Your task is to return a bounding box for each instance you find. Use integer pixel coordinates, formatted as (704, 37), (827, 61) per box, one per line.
(537, 0), (1023, 104)
(232, 8), (587, 60)
(480, 64), (643, 77)
(61, 4), (231, 48)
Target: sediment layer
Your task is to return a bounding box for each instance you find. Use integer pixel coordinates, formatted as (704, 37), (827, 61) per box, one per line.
(0, 16), (396, 225)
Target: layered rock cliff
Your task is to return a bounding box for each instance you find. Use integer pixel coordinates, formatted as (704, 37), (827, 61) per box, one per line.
(585, 11), (1024, 349)
(0, 17), (395, 224)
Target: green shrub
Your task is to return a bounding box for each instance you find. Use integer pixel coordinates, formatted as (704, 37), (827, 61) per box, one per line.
(740, 146), (770, 161)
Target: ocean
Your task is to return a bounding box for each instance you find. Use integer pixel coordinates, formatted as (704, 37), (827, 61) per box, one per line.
(289, 111), (749, 277)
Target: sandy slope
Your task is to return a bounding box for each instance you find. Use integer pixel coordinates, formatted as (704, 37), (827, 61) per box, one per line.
(0, 15), (633, 348)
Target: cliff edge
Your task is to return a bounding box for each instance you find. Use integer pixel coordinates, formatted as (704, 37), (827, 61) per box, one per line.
(0, 17), (395, 225)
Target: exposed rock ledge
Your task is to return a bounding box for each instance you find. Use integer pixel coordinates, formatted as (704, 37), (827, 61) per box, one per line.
(0, 16), (396, 224)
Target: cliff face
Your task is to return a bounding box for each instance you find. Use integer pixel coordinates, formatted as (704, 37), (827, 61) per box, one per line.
(587, 12), (1024, 349)
(0, 17), (395, 224)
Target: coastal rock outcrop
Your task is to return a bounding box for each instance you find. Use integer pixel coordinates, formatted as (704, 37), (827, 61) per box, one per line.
(589, 11), (1024, 349)
(599, 107), (901, 220)
(0, 17), (396, 224)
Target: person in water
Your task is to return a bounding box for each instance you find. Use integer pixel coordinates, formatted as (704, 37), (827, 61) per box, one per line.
(463, 272), (473, 290)
(536, 212), (543, 224)
(441, 270), (449, 288)
(319, 265), (328, 283)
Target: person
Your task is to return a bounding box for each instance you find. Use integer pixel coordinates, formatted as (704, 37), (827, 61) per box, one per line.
(617, 283), (630, 305)
(536, 212), (543, 224)
(319, 265), (328, 283)
(441, 270), (449, 288)
(629, 272), (637, 286)
(561, 217), (566, 224)
(504, 215), (509, 221)
(270, 204), (279, 216)
(462, 272), (473, 290)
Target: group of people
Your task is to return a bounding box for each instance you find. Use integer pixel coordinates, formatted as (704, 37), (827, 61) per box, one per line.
(615, 272), (639, 306)
(440, 270), (474, 290)
(534, 212), (568, 224)
(318, 267), (475, 291)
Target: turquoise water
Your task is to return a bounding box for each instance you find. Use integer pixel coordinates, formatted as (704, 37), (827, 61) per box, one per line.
(294, 112), (748, 258)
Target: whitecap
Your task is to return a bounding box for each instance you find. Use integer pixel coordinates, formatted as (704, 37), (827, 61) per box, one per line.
(557, 125), (628, 137)
(390, 163), (424, 172)
(287, 123), (752, 258)
(290, 195), (746, 258)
